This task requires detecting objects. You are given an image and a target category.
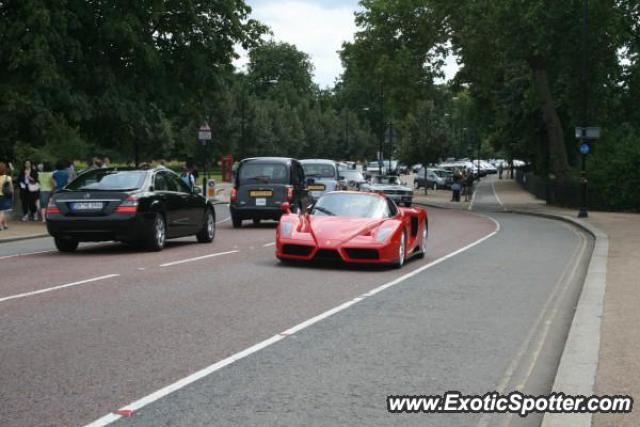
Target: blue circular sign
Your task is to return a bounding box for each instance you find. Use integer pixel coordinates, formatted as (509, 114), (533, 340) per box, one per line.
(579, 143), (590, 155)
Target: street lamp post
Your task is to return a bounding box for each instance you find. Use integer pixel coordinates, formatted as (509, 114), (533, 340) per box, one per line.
(198, 123), (212, 191)
(578, 0), (590, 218)
(379, 82), (384, 175)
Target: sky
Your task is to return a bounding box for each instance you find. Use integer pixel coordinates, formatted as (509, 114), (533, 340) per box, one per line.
(234, 0), (459, 88)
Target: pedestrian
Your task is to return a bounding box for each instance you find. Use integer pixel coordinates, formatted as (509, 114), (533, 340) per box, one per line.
(180, 164), (195, 190)
(451, 169), (462, 202)
(38, 162), (54, 222)
(18, 160), (39, 221)
(498, 162), (504, 179)
(0, 162), (13, 230)
(464, 170), (474, 202)
(102, 157), (111, 168)
(52, 160), (70, 192)
(65, 159), (77, 181)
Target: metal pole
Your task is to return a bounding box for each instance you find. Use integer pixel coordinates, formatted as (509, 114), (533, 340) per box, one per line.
(578, 0), (589, 218)
(379, 82), (384, 175)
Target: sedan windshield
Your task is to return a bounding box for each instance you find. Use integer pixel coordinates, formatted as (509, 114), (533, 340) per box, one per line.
(312, 193), (389, 218)
(302, 163), (336, 179)
(374, 176), (401, 185)
(66, 170), (146, 191)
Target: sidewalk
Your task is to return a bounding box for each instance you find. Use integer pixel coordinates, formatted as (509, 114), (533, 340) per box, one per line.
(0, 220), (48, 243)
(416, 177), (639, 427)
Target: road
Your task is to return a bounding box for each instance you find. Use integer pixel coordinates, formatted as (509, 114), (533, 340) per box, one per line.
(0, 178), (592, 427)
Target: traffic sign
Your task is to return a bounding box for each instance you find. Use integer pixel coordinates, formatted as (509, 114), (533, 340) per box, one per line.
(384, 126), (398, 144)
(575, 126), (601, 141)
(198, 123), (212, 142)
(579, 143), (590, 155)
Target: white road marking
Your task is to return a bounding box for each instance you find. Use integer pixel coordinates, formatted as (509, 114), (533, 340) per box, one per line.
(159, 250), (238, 267)
(0, 249), (55, 260)
(215, 216), (231, 224)
(262, 242), (276, 247)
(85, 218), (501, 427)
(491, 179), (505, 209)
(0, 274), (120, 304)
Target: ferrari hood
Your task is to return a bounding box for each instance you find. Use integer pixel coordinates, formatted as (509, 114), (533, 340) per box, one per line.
(307, 216), (384, 245)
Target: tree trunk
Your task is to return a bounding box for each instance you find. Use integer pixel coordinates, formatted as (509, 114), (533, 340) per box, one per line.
(531, 66), (569, 179)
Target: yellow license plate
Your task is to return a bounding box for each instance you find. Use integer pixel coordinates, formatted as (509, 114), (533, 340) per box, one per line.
(250, 190), (273, 197)
(308, 184), (325, 191)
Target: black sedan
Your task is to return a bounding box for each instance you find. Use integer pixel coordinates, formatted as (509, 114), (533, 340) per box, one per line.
(46, 167), (216, 252)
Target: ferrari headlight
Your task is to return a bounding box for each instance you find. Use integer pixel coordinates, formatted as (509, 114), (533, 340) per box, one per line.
(376, 226), (394, 242)
(280, 221), (293, 237)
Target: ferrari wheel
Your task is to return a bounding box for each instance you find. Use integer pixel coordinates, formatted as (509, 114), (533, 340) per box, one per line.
(416, 222), (428, 259)
(393, 232), (406, 268)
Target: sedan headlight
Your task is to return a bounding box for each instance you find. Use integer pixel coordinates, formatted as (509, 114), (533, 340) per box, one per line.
(375, 225), (395, 242)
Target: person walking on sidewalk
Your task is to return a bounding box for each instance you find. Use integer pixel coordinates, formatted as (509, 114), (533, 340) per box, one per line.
(464, 170), (474, 202)
(451, 169), (462, 202)
(0, 162), (13, 230)
(38, 162), (54, 223)
(52, 160), (70, 192)
(18, 160), (39, 221)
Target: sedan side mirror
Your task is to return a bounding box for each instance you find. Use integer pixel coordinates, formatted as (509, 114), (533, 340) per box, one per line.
(280, 202), (291, 214)
(192, 186), (202, 195)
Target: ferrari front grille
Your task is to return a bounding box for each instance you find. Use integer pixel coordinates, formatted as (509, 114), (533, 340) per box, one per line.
(282, 244), (314, 256)
(345, 248), (379, 260)
(314, 249), (342, 261)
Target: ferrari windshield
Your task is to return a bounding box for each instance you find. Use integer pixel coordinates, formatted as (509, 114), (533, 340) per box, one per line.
(311, 193), (389, 218)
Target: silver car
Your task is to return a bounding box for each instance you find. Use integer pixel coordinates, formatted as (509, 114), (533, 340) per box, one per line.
(301, 159), (340, 201)
(361, 175), (414, 207)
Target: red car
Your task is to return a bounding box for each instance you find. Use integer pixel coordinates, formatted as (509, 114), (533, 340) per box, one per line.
(276, 191), (428, 268)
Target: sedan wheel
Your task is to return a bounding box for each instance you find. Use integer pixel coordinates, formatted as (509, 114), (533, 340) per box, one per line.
(147, 214), (166, 251)
(196, 209), (216, 243)
(54, 237), (79, 253)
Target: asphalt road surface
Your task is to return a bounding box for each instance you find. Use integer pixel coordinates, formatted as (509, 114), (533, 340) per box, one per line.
(0, 179), (593, 427)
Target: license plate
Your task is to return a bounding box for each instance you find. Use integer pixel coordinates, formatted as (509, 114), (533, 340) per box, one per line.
(255, 198), (266, 206)
(250, 190), (273, 197)
(307, 184), (325, 191)
(70, 202), (104, 210)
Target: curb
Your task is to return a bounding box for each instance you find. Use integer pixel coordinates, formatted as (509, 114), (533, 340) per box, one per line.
(0, 233), (49, 244)
(505, 210), (607, 427)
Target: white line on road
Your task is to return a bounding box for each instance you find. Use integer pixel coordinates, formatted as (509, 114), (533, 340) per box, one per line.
(0, 249), (56, 260)
(491, 179), (505, 210)
(159, 250), (238, 267)
(215, 216), (231, 224)
(85, 218), (501, 427)
(262, 242), (275, 247)
(0, 274), (120, 304)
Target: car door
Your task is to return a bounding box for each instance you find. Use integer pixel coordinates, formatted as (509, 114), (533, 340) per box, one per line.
(172, 172), (205, 232)
(164, 172), (195, 236)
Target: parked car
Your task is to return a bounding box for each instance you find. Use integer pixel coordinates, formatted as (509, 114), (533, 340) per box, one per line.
(365, 160), (386, 178)
(340, 170), (367, 190)
(230, 157), (310, 228)
(301, 159), (340, 201)
(361, 175), (413, 206)
(414, 168), (451, 190)
(276, 191), (428, 268)
(46, 167), (216, 252)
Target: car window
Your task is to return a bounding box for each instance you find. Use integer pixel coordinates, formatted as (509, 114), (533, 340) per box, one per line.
(311, 193), (389, 218)
(386, 198), (398, 217)
(67, 170), (146, 191)
(302, 163), (336, 179)
(239, 162), (289, 184)
(154, 173), (169, 191)
(166, 173), (190, 193)
(161, 172), (178, 192)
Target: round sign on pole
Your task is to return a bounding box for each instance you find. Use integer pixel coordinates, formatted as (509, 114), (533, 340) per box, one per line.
(579, 143), (590, 155)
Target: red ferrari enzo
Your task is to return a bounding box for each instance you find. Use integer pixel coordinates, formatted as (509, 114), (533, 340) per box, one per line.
(276, 191), (428, 268)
